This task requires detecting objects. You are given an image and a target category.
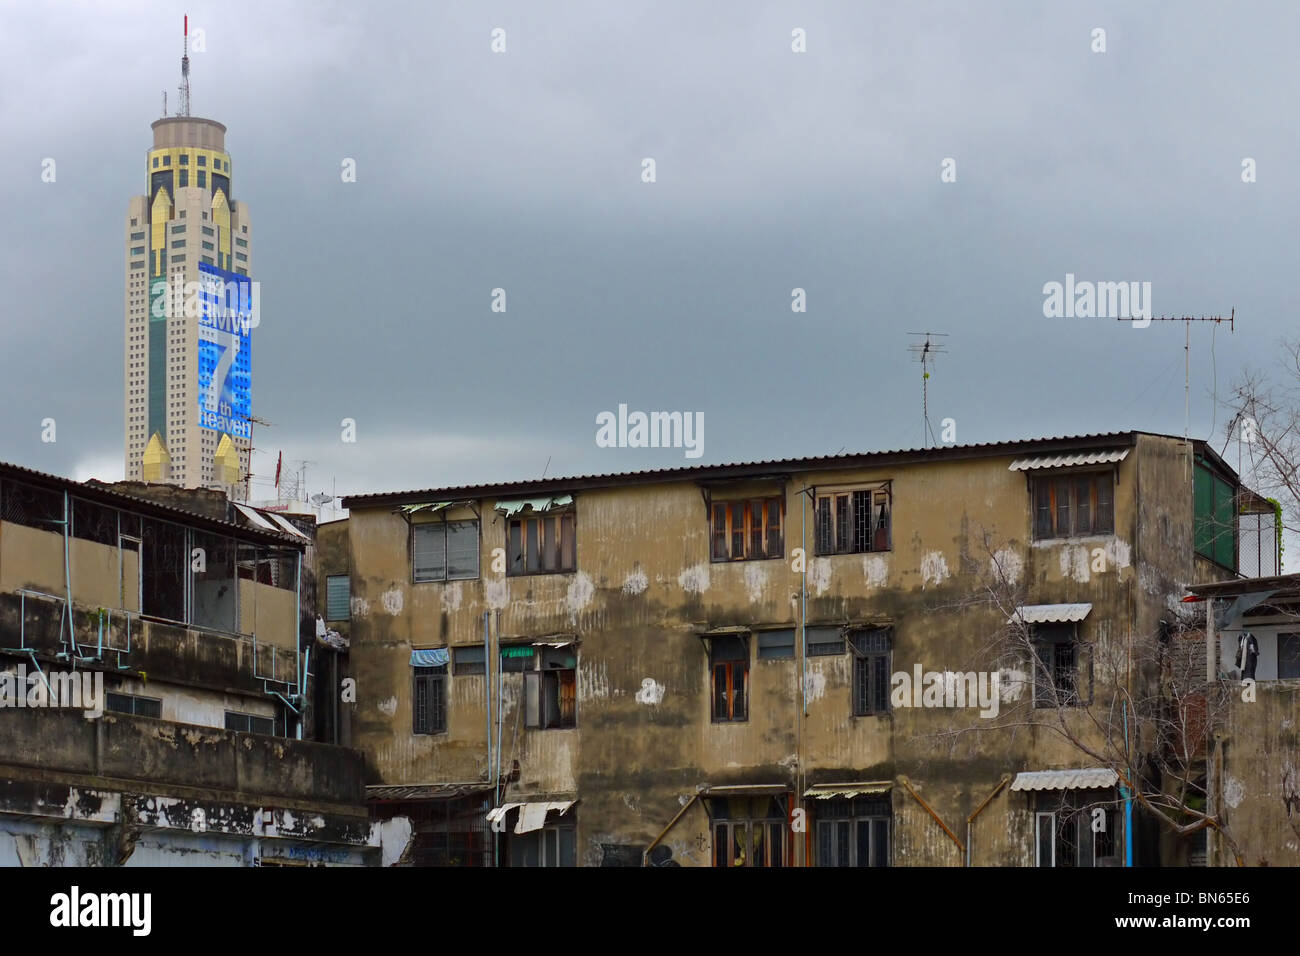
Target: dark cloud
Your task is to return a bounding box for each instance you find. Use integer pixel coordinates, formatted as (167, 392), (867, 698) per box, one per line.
(1, 0), (1295, 508)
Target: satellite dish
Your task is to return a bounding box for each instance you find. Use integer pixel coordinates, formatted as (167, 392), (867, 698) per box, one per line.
(310, 493), (333, 507)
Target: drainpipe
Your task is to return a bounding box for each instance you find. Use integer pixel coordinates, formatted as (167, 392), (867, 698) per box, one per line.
(483, 612), (493, 787)
(295, 551), (303, 738)
(799, 487), (808, 864)
(1205, 597), (1216, 866)
(62, 491), (75, 654)
(965, 775), (1010, 866)
(1122, 699), (1133, 866)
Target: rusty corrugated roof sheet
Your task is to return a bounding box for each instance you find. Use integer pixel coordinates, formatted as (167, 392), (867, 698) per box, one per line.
(0, 459), (303, 546)
(345, 431), (1208, 508)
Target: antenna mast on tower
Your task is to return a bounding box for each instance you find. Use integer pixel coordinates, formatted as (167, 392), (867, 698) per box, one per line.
(907, 332), (949, 447)
(178, 15), (191, 116)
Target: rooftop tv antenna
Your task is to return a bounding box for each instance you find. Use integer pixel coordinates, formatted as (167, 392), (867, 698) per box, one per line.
(178, 15), (191, 117)
(1117, 309), (1234, 475)
(907, 332), (948, 447)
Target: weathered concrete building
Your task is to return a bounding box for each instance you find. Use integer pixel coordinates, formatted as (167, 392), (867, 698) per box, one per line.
(1183, 573), (1300, 867)
(0, 461), (377, 866)
(330, 430), (1260, 866)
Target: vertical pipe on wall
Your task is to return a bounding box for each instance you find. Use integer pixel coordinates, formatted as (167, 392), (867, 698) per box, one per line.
(62, 492), (74, 653)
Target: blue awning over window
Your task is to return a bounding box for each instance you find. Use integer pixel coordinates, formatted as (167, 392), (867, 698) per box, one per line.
(411, 648), (449, 667)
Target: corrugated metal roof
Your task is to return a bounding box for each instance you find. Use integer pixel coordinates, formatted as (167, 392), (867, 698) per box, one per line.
(344, 432), (1178, 508)
(1008, 449), (1129, 471)
(366, 783), (491, 801)
(0, 460), (302, 546)
(1010, 603), (1093, 624)
(701, 784), (789, 796)
(485, 800), (577, 834)
(803, 782), (892, 799)
(1010, 768), (1118, 791)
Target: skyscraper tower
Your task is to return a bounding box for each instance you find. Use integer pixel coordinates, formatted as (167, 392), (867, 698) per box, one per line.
(124, 17), (253, 495)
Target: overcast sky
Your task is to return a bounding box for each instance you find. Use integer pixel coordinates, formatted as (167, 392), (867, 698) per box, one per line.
(2, 0), (1297, 519)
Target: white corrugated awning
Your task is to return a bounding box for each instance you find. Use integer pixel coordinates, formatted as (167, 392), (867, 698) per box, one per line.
(803, 782), (892, 799)
(399, 502), (454, 515)
(233, 502), (279, 532)
(1010, 603), (1092, 624)
(1008, 449), (1128, 471)
(266, 512), (310, 540)
(1010, 768), (1118, 791)
(485, 800), (577, 834)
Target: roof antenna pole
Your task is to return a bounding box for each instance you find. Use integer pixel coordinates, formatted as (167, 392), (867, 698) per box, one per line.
(908, 332), (948, 448)
(178, 15), (191, 117)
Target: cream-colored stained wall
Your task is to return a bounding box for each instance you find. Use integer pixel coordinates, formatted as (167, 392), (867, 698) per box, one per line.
(68, 537), (122, 611)
(346, 437), (1199, 864)
(0, 522), (68, 596)
(238, 578), (297, 654)
(113, 676), (274, 728)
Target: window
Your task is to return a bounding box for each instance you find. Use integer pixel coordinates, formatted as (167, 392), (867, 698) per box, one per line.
(413, 665), (447, 734)
(152, 157), (159, 168)
(326, 574), (350, 621)
(851, 628), (891, 716)
(413, 520), (479, 582)
(105, 692), (162, 718)
(172, 239), (186, 248)
(180, 154), (189, 165)
(225, 711), (275, 735)
(178, 170), (188, 187)
(202, 240), (214, 250)
(130, 245), (145, 255)
(197, 155), (207, 166)
(806, 626), (844, 657)
(202, 226), (214, 236)
(130, 230), (145, 241)
(507, 512), (575, 575)
(711, 496), (783, 561)
(815, 487), (891, 555)
(1278, 633), (1300, 680)
(236, 237), (248, 247)
(711, 797), (787, 867)
(171, 224), (185, 234)
(509, 821), (577, 866)
(710, 635), (748, 722)
(500, 645), (534, 672)
(1193, 460), (1236, 568)
(453, 645), (486, 676)
(162, 155), (170, 166)
(1033, 473), (1115, 539)
(756, 629), (795, 660)
(816, 796), (891, 866)
(198, 171), (206, 188)
(1035, 792), (1120, 867)
(524, 647), (577, 729)
(1032, 623), (1089, 707)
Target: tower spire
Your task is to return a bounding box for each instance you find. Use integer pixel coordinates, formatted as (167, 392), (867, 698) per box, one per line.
(178, 15), (191, 116)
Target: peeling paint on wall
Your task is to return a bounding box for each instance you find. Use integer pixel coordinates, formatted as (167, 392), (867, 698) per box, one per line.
(1059, 545), (1091, 583)
(440, 582), (463, 613)
(485, 577), (510, 610)
(635, 678), (665, 705)
(990, 548), (1023, 586)
(622, 570), (648, 595)
(678, 564), (709, 594)
(1106, 538), (1132, 570)
(920, 551), (949, 588)
(1224, 777), (1245, 809)
(863, 554), (888, 588)
(743, 563), (767, 603)
(804, 667), (827, 702)
(377, 696), (397, 717)
(807, 557), (832, 596)
(381, 588), (404, 615)
(350, 595), (370, 618)
(566, 572), (595, 618)
(579, 658), (610, 702)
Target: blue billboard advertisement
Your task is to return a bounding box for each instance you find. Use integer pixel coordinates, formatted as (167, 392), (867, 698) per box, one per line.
(196, 262), (253, 440)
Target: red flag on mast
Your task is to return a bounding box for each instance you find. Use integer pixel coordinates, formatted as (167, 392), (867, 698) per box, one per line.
(274, 452), (282, 490)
